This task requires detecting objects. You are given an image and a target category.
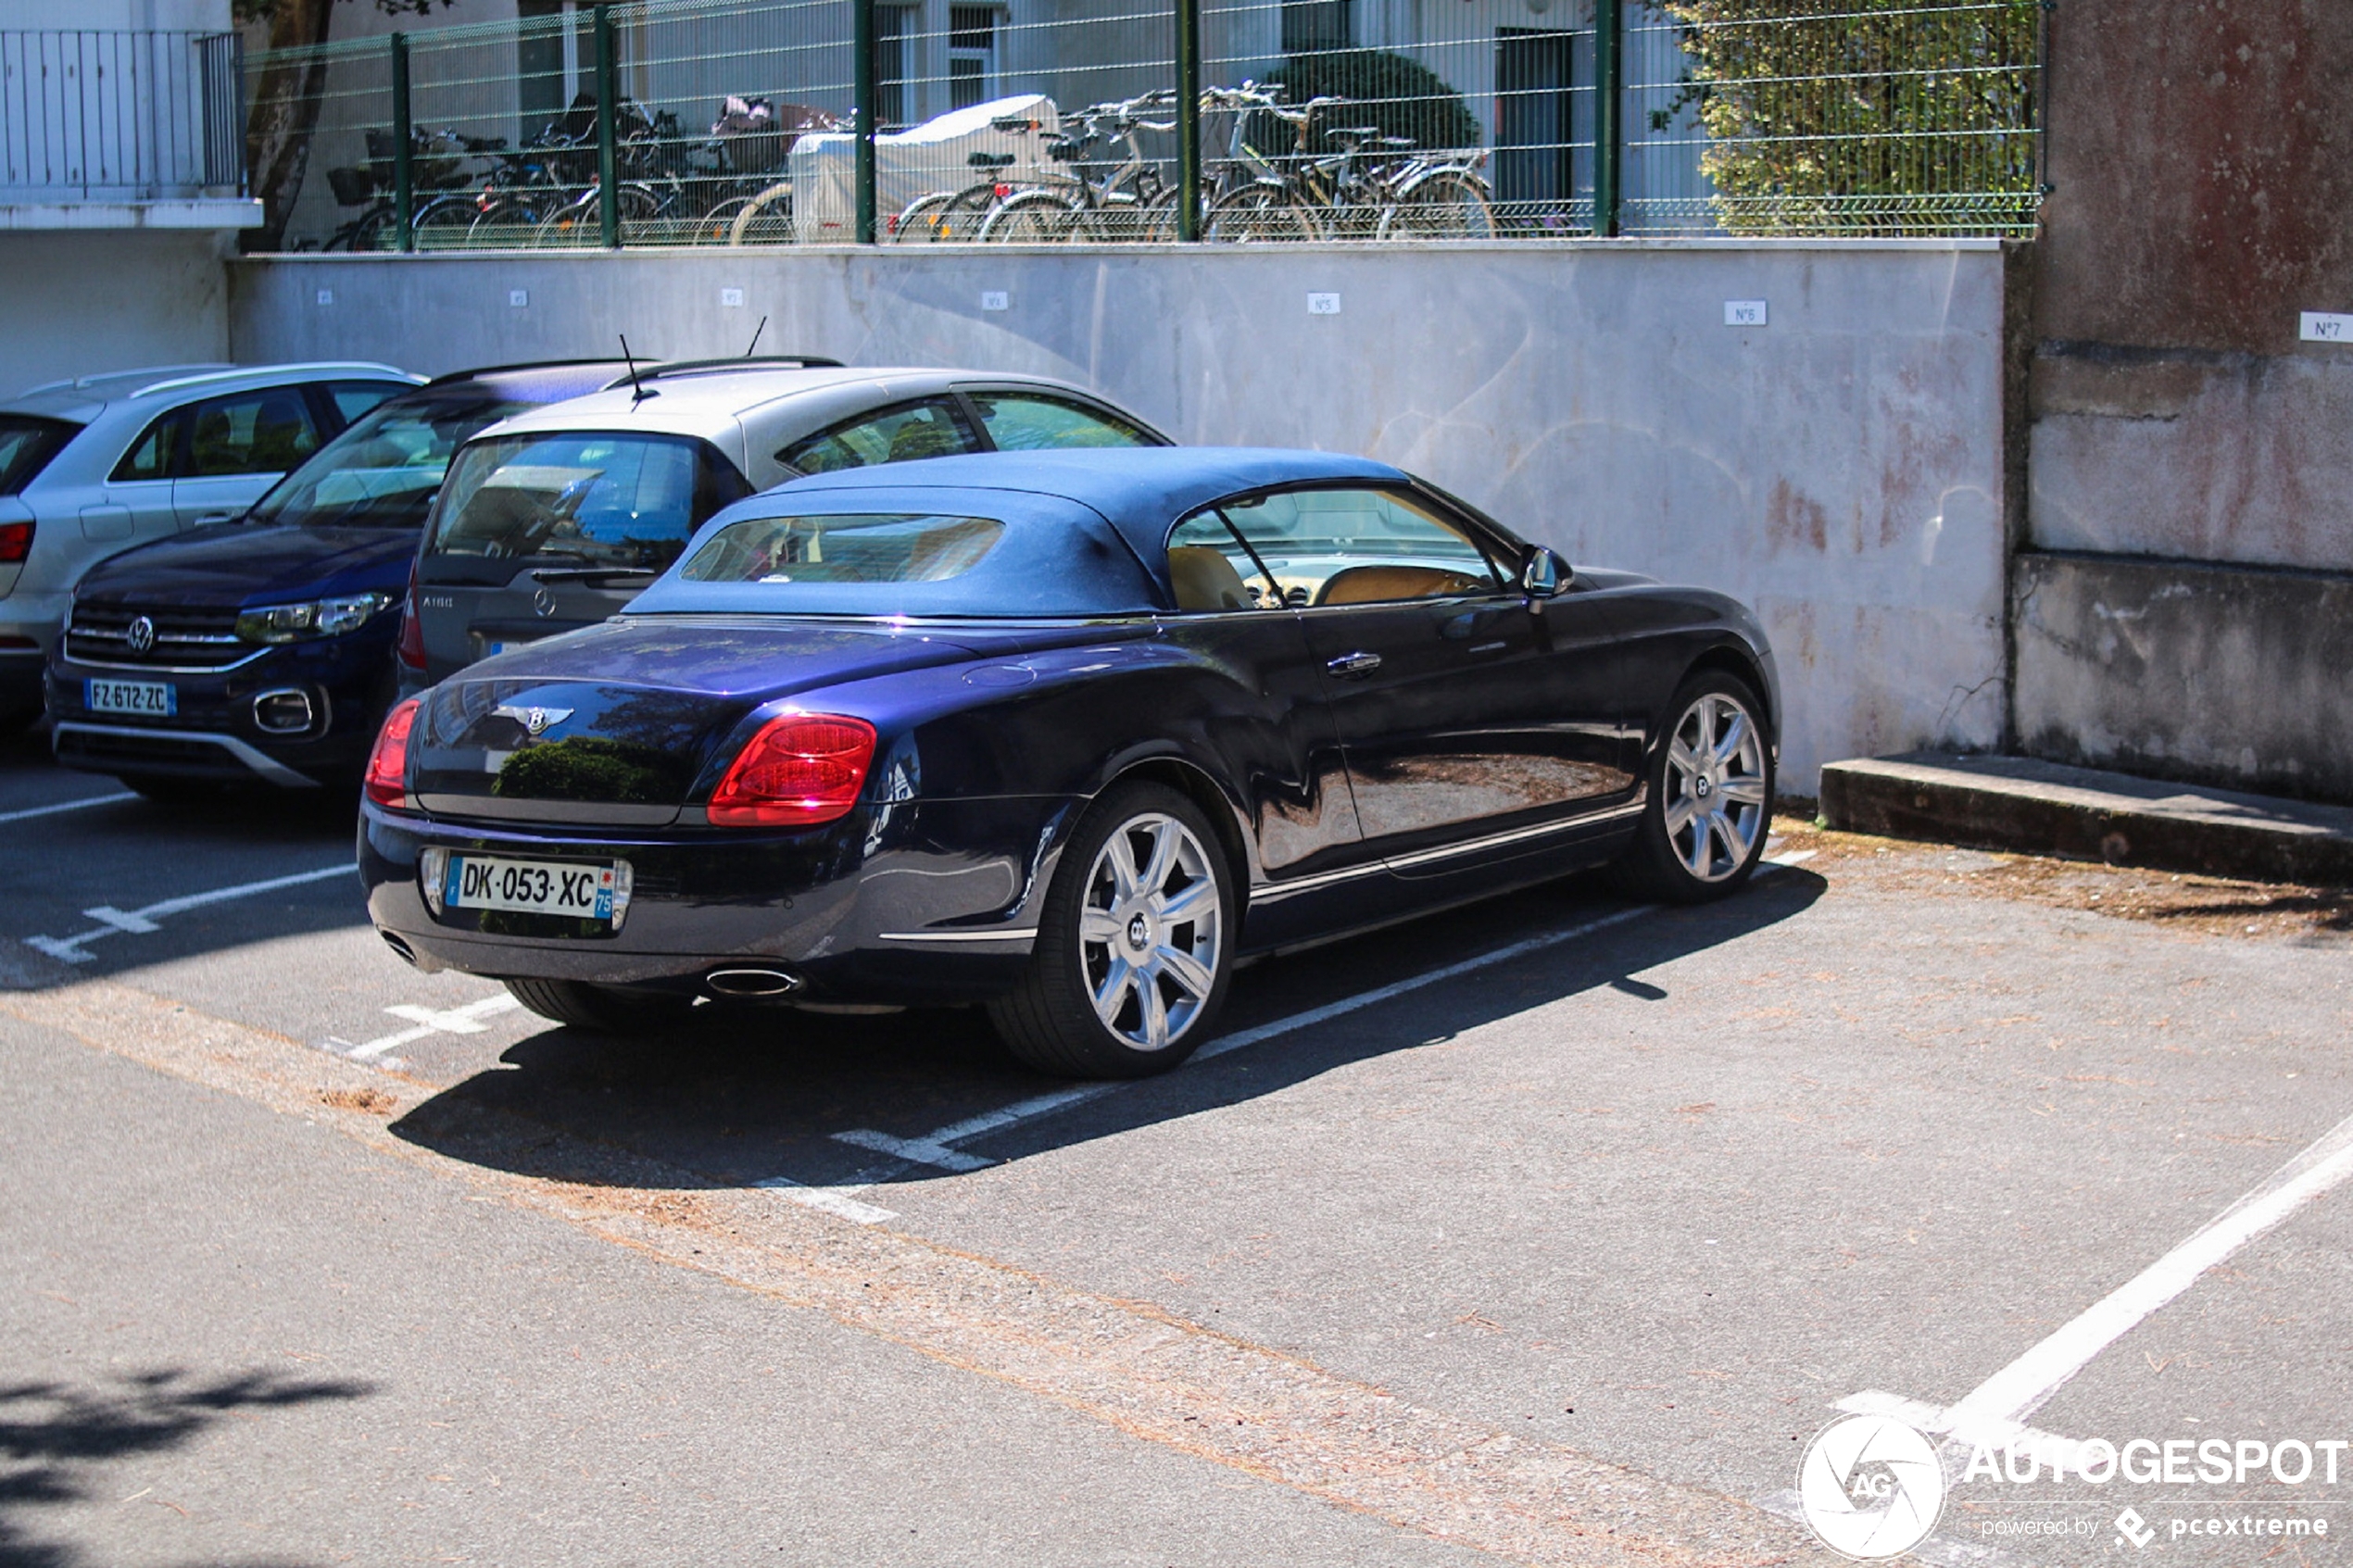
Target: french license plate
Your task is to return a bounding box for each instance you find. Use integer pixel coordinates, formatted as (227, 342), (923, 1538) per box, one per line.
(439, 853), (632, 924)
(84, 677), (175, 718)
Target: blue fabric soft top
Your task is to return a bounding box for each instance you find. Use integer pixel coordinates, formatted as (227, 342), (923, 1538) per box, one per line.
(625, 447), (1412, 618)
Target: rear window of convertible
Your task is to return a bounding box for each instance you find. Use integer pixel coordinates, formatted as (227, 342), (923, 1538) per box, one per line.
(679, 512), (1005, 584)
(426, 431), (749, 572)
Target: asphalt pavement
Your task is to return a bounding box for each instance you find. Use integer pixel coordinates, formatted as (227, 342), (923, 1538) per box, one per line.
(3, 720), (2348, 1567)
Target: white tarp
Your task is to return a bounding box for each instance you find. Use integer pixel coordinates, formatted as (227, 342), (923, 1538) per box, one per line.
(787, 94), (1062, 243)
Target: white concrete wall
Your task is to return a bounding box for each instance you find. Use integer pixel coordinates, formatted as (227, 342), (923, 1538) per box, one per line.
(0, 229), (233, 395)
(228, 238), (2013, 790)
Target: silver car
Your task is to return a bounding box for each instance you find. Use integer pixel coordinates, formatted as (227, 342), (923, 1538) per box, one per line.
(0, 361), (422, 730)
(404, 358), (1170, 688)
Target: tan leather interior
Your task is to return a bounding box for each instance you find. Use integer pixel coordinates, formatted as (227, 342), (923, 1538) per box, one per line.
(1313, 563), (1489, 606)
(1167, 545), (1254, 611)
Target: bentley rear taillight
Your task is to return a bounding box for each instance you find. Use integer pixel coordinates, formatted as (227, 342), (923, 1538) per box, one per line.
(365, 697), (421, 809)
(0, 520), (31, 564)
(708, 713), (877, 827)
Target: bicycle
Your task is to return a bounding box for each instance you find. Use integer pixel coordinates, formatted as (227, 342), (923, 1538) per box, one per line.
(1201, 94), (1494, 242)
(880, 112), (1060, 243)
(320, 127), (507, 251)
(976, 92), (1181, 243)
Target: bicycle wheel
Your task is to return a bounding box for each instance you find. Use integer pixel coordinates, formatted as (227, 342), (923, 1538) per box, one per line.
(412, 195), (482, 250)
(531, 195), (598, 248)
(978, 189), (1083, 242)
(467, 196), (547, 248)
(327, 207), (392, 252)
(1203, 183), (1318, 243)
(1376, 169), (1497, 240)
(1137, 186), (1198, 243)
(728, 181), (797, 245)
(890, 186), (994, 243)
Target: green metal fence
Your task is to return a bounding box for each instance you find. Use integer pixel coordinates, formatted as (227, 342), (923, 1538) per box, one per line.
(244, 0), (2041, 252)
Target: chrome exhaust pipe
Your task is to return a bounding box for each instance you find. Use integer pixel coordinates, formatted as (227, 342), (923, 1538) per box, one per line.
(380, 930), (418, 966)
(704, 966), (804, 998)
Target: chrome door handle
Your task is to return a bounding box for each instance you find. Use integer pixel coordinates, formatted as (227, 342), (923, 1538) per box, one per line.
(1326, 650), (1382, 678)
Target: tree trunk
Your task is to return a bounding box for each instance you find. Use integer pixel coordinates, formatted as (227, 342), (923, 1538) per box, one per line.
(243, 0), (336, 251)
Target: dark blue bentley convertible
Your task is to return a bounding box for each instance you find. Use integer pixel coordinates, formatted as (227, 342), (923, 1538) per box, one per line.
(359, 447), (1780, 1078)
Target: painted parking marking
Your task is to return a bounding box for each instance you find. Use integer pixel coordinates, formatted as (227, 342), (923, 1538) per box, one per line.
(754, 1174), (900, 1225)
(0, 791), (136, 826)
(24, 864), (352, 963)
(328, 992), (522, 1063)
(831, 1127), (992, 1173)
(825, 904), (1655, 1181)
(1836, 1103), (2353, 1461)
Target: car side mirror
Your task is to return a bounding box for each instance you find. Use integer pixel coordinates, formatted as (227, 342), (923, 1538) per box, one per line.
(1520, 546), (1566, 598)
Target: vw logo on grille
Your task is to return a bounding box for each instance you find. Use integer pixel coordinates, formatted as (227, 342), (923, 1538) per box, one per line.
(125, 615), (157, 656)
(532, 587), (559, 618)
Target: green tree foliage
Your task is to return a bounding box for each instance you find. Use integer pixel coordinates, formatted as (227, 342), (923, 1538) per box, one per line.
(1661, 0), (2040, 233)
(1265, 49), (1481, 154)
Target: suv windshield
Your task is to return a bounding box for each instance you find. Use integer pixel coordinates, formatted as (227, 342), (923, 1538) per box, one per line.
(0, 415), (81, 496)
(425, 432), (750, 579)
(245, 393), (534, 532)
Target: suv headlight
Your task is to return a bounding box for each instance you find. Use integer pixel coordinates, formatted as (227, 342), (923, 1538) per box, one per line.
(234, 593), (389, 644)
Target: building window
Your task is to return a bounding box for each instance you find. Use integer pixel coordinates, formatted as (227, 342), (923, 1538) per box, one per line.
(1280, 0), (1351, 55)
(876, 6), (916, 128)
(949, 6), (1000, 110)
(518, 0), (606, 131)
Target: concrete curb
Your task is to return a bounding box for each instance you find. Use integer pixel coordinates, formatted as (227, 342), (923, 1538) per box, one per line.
(1818, 752), (2353, 885)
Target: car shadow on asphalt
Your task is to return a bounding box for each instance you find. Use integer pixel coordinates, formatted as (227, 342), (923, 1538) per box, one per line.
(387, 867), (1826, 1197)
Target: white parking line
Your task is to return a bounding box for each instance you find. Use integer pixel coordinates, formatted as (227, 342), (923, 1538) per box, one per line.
(828, 903), (1655, 1175)
(333, 992), (523, 1061)
(24, 864), (353, 963)
(0, 791), (136, 826)
(1840, 1104), (2353, 1455)
(754, 1174), (900, 1225)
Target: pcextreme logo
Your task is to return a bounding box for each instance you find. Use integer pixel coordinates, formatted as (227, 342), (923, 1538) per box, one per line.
(1797, 1415), (1948, 1560)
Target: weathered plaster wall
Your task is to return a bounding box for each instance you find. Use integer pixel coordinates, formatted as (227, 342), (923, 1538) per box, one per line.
(230, 240), (2014, 791)
(2015, 552), (2353, 805)
(2029, 1), (2353, 572)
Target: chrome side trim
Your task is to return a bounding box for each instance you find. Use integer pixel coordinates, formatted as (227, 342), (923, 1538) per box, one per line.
(875, 927), (1038, 944)
(1246, 859), (1390, 905)
(1381, 801), (1643, 872)
(50, 721), (318, 788)
(1247, 800), (1645, 902)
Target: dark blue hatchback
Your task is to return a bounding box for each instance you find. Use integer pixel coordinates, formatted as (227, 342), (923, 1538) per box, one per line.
(49, 361), (631, 796)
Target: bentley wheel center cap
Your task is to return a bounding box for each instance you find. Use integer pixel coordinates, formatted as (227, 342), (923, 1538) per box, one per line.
(1694, 775), (1714, 800)
(1126, 913), (1151, 950)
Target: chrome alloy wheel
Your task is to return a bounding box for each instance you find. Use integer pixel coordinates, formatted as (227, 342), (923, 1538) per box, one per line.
(1076, 812), (1224, 1053)
(1663, 691), (1769, 882)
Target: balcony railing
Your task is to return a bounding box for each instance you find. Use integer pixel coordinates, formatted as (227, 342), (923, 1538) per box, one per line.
(0, 29), (245, 201)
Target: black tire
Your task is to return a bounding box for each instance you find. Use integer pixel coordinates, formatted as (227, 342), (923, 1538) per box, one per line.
(505, 976), (697, 1035)
(1611, 670), (1776, 903)
(987, 781), (1236, 1079)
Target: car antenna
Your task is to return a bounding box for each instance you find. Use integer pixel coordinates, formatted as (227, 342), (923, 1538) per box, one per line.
(619, 334), (655, 404)
(744, 315), (767, 357)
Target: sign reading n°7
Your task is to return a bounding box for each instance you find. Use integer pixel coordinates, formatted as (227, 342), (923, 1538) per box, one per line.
(2300, 311), (2353, 342)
